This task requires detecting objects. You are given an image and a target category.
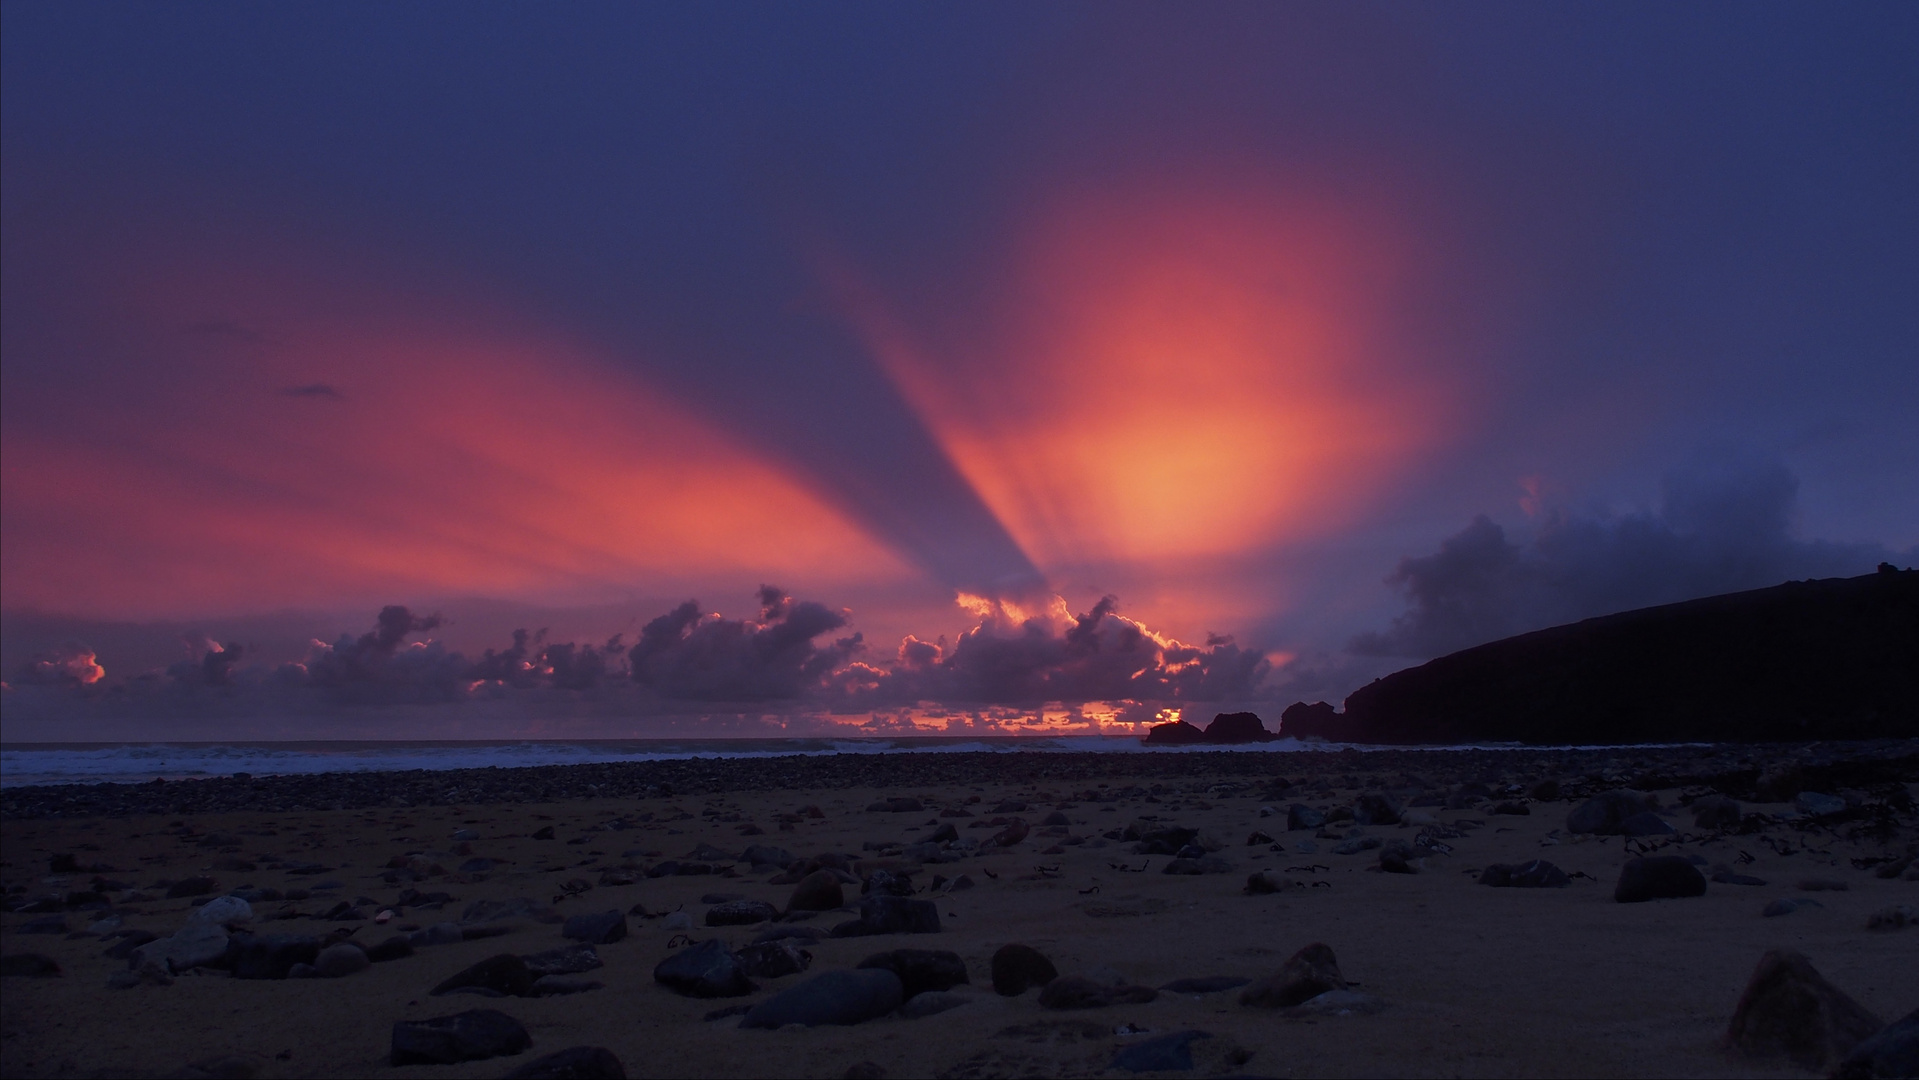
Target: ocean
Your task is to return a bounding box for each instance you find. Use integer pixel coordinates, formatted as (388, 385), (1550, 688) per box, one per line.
(0, 735), (1326, 789)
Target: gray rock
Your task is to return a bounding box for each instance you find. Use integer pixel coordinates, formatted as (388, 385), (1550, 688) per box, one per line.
(314, 942), (370, 978)
(653, 939), (754, 998)
(412, 922), (465, 946)
(706, 900), (779, 927)
(1793, 791), (1848, 818)
(561, 910), (627, 944)
(1566, 790), (1656, 835)
(1378, 839), (1418, 874)
(1332, 836), (1381, 856)
(529, 975), (603, 996)
(432, 954), (536, 997)
(740, 969), (904, 1028)
(787, 870), (845, 912)
(1764, 898), (1823, 917)
(390, 1008), (532, 1066)
(1284, 989), (1387, 1016)
(1353, 794), (1401, 826)
(1287, 805), (1325, 831)
(852, 895), (940, 935)
(898, 990), (972, 1019)
(737, 940), (812, 979)
(186, 896), (252, 926)
(1161, 976), (1249, 994)
(502, 1046), (627, 1079)
(1727, 949), (1884, 1072)
(1618, 811), (1676, 837)
(856, 948), (968, 998)
(1478, 860), (1571, 888)
(132, 922), (229, 973)
(1240, 943), (1347, 1008)
(1110, 1030), (1211, 1073)
(1614, 856), (1707, 903)
(521, 944), (603, 976)
(991, 944), (1058, 996)
(1834, 1008), (1919, 1080)
(1691, 795), (1742, 829)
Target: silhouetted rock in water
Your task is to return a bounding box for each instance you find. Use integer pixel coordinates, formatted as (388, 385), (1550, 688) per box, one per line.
(1615, 857), (1707, 903)
(1144, 712), (1276, 745)
(1240, 943), (1347, 1008)
(1726, 950), (1884, 1072)
(1315, 571), (1919, 743)
(990, 944), (1057, 996)
(390, 1009), (531, 1066)
(1142, 720), (1208, 745)
(1834, 1009), (1919, 1080)
(502, 1046), (626, 1079)
(1279, 701), (1341, 738)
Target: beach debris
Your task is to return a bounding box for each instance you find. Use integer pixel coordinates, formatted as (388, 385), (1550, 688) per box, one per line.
(856, 948), (968, 998)
(991, 944), (1058, 996)
(1726, 949), (1883, 1072)
(1613, 856), (1707, 902)
(501, 1046), (626, 1079)
(740, 968), (904, 1028)
(1240, 943), (1347, 1008)
(653, 939), (754, 998)
(390, 1008), (532, 1066)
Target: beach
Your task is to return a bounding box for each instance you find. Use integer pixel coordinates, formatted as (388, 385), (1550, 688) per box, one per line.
(3, 741), (1914, 1079)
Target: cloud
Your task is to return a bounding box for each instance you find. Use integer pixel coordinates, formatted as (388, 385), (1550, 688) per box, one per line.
(626, 585), (863, 702)
(1352, 459), (1912, 659)
(12, 643), (106, 686)
(837, 593), (1270, 707)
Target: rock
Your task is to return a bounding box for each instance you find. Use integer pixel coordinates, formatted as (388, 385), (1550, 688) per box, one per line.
(1614, 856), (1707, 902)
(1764, 898), (1823, 917)
(1142, 720), (1209, 745)
(854, 895), (941, 935)
(1711, 868), (1769, 886)
(1038, 975), (1157, 1009)
(740, 969), (905, 1028)
(987, 819), (1030, 847)
(1866, 905), (1916, 931)
(1692, 795), (1743, 829)
(1332, 836), (1381, 855)
(1246, 830), (1276, 846)
(1160, 976), (1249, 994)
(1529, 779), (1562, 801)
(752, 924), (825, 945)
(390, 1008), (532, 1066)
(462, 897), (561, 925)
(521, 944), (603, 976)
(313, 942), (370, 978)
(0, 954), (60, 977)
(899, 990), (972, 1018)
(661, 912), (693, 931)
(1240, 943), (1347, 1008)
(1042, 811), (1071, 826)
(17, 915), (67, 935)
(1163, 855), (1235, 875)
(1799, 878), (1850, 892)
(561, 910), (627, 944)
(166, 877), (217, 899)
(1286, 805), (1326, 831)
(1279, 700), (1340, 737)
(1201, 712), (1276, 743)
(228, 934), (321, 979)
(1794, 791), (1848, 818)
(1353, 794), (1401, 826)
(1566, 790), (1656, 835)
(787, 870), (845, 911)
(1726, 949), (1884, 1072)
(991, 944), (1058, 996)
(856, 948), (968, 998)
(737, 940), (812, 978)
(501, 1046), (627, 1079)
(1284, 989), (1388, 1016)
(1245, 870), (1305, 895)
(1111, 1030), (1212, 1072)
(532, 826), (556, 840)
(412, 922), (464, 946)
(1478, 860), (1571, 888)
(1130, 824), (1198, 854)
(103, 930), (160, 960)
(529, 976), (602, 996)
(1378, 839), (1418, 874)
(133, 921), (230, 973)
(1834, 1008), (1919, 1080)
(187, 896), (252, 926)
(432, 954), (536, 998)
(1491, 801), (1530, 816)
(1618, 811), (1676, 837)
(365, 935), (415, 962)
(653, 939), (754, 998)
(844, 1062), (885, 1080)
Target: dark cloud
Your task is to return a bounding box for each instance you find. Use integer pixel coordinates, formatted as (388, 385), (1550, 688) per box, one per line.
(1352, 460), (1912, 659)
(627, 585), (863, 702)
(11, 642), (105, 687)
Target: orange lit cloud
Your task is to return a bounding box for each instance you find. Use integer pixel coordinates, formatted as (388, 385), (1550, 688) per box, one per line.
(848, 178), (1458, 580)
(0, 244), (909, 619)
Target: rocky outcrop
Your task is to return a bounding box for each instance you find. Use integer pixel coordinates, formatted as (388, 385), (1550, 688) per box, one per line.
(1144, 712), (1277, 745)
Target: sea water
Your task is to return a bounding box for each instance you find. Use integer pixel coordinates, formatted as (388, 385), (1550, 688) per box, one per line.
(0, 735), (1321, 788)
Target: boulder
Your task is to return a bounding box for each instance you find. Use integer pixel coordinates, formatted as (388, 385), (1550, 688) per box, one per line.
(132, 922), (229, 973)
(856, 949), (968, 998)
(1478, 860), (1571, 888)
(1286, 805), (1325, 832)
(561, 910), (626, 945)
(521, 945), (603, 976)
(1726, 950), (1884, 1072)
(228, 934), (322, 979)
(899, 991), (973, 1019)
(1614, 856), (1707, 903)
(390, 1009), (532, 1066)
(1245, 871), (1305, 895)
(1691, 795), (1743, 829)
(736, 940), (811, 979)
(1353, 794), (1401, 826)
(1567, 790), (1656, 835)
(502, 1046), (627, 1079)
(990, 944), (1057, 996)
(1834, 1008), (1919, 1080)
(186, 896), (252, 926)
(652, 939), (754, 998)
(365, 935), (415, 963)
(1617, 811), (1675, 837)
(1142, 720), (1208, 745)
(1240, 943), (1347, 1008)
(986, 819), (1030, 848)
(1201, 712), (1276, 743)
(739, 969), (904, 1028)
(786, 870), (845, 912)
(313, 942), (370, 978)
(1378, 839), (1418, 874)
(853, 895), (940, 935)
(1279, 700), (1340, 737)
(432, 954), (536, 998)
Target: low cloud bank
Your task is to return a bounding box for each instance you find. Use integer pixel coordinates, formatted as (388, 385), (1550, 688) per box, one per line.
(1353, 460), (1912, 659)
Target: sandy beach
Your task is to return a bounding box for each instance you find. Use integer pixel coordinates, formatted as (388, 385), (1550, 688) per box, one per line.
(3, 743), (1914, 1079)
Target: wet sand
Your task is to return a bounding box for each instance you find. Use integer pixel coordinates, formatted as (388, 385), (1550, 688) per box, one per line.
(3, 743), (1914, 1079)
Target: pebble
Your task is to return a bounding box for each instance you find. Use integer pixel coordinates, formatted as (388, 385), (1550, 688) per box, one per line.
(1726, 949), (1884, 1072)
(501, 1046), (627, 1079)
(562, 910), (628, 944)
(787, 870), (846, 912)
(1110, 1030), (1211, 1072)
(314, 942), (371, 978)
(653, 939), (754, 998)
(1614, 856), (1707, 903)
(856, 948), (969, 997)
(990, 944), (1058, 996)
(740, 969), (905, 1028)
(1240, 943), (1347, 1008)
(390, 1008), (533, 1066)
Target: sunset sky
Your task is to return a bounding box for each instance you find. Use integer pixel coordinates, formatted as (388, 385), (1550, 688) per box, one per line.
(3, 4), (1915, 735)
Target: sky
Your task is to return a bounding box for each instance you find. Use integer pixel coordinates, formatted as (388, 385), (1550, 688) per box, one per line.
(3, 3), (1915, 738)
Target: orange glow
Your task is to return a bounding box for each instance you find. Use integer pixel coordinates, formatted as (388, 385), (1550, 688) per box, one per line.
(0, 250), (908, 618)
(852, 178), (1457, 573)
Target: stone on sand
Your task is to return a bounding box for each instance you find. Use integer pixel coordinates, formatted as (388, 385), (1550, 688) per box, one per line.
(501, 1046), (627, 1079)
(432, 954), (536, 998)
(1614, 856), (1707, 902)
(787, 870), (845, 912)
(652, 939), (754, 998)
(390, 1009), (532, 1066)
(1110, 1030), (1211, 1072)
(990, 944), (1058, 996)
(561, 910), (627, 944)
(228, 934), (321, 980)
(313, 941), (370, 978)
(1240, 943), (1348, 1008)
(1566, 790), (1656, 835)
(737, 940), (812, 979)
(1726, 949), (1884, 1072)
(739, 969), (905, 1028)
(1834, 1009), (1919, 1080)
(1478, 860), (1571, 888)
(856, 948), (968, 998)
